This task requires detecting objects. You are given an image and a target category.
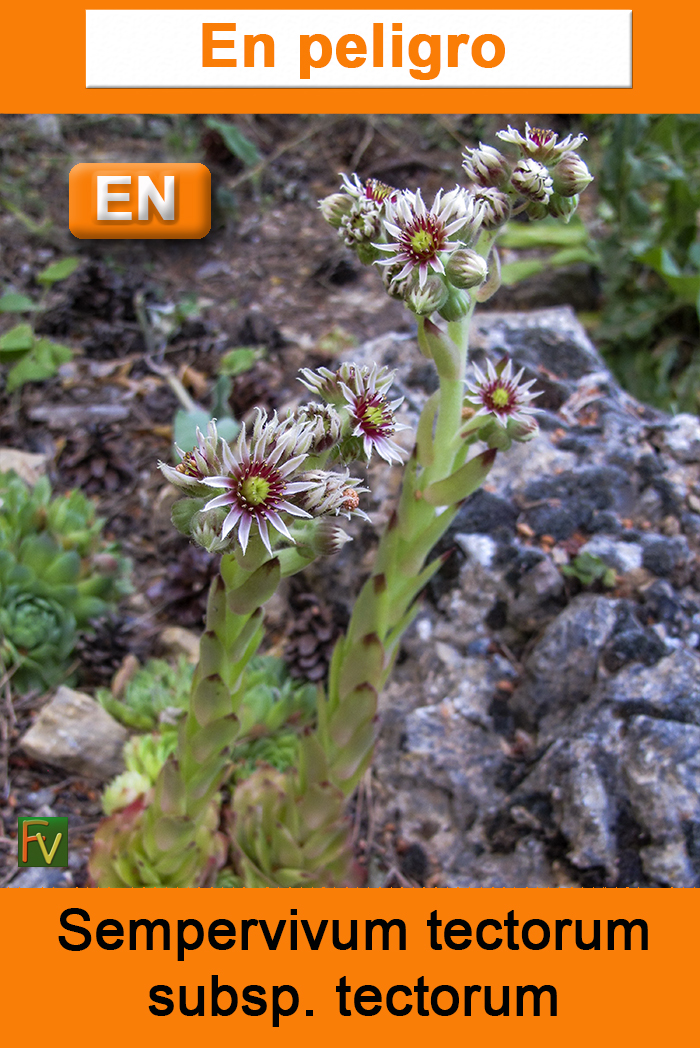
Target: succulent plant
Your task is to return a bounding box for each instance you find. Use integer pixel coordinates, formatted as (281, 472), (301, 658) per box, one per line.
(0, 471), (130, 690)
(97, 656), (193, 731)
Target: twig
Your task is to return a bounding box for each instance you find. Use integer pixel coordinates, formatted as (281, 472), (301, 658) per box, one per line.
(226, 117), (341, 193)
(134, 291), (201, 413)
(350, 118), (376, 172)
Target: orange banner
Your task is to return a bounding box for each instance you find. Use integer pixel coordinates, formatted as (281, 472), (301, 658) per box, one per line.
(1, 888), (696, 1046)
(2, 0), (699, 112)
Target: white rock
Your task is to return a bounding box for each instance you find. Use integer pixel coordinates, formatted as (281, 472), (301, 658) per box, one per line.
(579, 535), (643, 574)
(20, 686), (128, 780)
(0, 448), (49, 486)
(454, 532), (497, 567)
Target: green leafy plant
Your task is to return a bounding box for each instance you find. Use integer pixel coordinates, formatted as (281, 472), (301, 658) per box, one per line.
(591, 114), (700, 411)
(0, 257), (79, 391)
(498, 214), (596, 286)
(97, 656), (194, 731)
(562, 552), (617, 589)
(0, 471), (130, 690)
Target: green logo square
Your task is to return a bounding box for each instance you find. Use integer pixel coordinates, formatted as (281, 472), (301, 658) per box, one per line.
(17, 816), (69, 867)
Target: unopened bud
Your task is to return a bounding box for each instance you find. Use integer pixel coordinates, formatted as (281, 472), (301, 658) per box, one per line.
(319, 191), (354, 229)
(190, 510), (231, 553)
(405, 274), (449, 316)
(551, 152), (593, 197)
(525, 200), (549, 221)
(311, 519), (353, 556)
(507, 415), (539, 442)
(468, 186), (511, 230)
(445, 248), (488, 290)
(438, 285), (471, 322)
(297, 403), (342, 452)
(380, 260), (408, 299)
(511, 159), (553, 204)
(462, 143), (511, 188)
(547, 192), (579, 222)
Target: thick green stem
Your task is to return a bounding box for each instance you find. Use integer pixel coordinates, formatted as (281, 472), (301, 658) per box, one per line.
(320, 306), (496, 798)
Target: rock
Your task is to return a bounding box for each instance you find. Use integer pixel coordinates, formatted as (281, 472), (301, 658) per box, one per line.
(0, 448), (49, 485)
(507, 557), (565, 632)
(159, 626), (201, 663)
(653, 414), (700, 463)
(510, 595), (618, 731)
(579, 535), (643, 575)
(454, 533), (497, 568)
(451, 489), (518, 537)
(344, 314), (700, 887)
(601, 602), (667, 672)
(641, 535), (690, 578)
(472, 306), (608, 385)
(20, 686), (128, 780)
(7, 866), (73, 888)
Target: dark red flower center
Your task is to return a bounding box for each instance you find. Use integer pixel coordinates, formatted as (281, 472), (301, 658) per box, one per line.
(480, 381), (517, 416)
(355, 393), (394, 436)
(528, 128), (555, 148)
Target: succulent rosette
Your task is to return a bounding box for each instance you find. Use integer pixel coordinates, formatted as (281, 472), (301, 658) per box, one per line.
(0, 472), (130, 691)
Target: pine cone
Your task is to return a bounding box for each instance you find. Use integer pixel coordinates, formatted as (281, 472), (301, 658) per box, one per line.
(76, 614), (155, 688)
(284, 588), (343, 682)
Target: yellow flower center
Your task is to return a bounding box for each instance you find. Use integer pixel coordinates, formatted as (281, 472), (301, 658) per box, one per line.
(492, 386), (510, 408)
(241, 475), (271, 506)
(363, 403), (386, 428)
(410, 229), (435, 256)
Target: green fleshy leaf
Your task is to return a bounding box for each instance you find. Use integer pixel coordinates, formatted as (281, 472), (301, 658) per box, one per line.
(0, 323), (34, 355)
(423, 448), (497, 506)
(219, 347), (261, 376)
(0, 293), (41, 313)
(36, 257), (80, 285)
(204, 118), (261, 167)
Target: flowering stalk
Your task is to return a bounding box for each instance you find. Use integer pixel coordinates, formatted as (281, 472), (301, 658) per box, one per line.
(91, 124), (591, 888)
(90, 416), (368, 887)
(314, 124), (590, 802)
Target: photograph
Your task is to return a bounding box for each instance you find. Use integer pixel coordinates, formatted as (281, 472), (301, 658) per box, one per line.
(2, 113), (700, 890)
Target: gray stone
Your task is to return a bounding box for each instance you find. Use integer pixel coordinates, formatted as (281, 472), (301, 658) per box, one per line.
(20, 686), (128, 780)
(579, 535), (643, 574)
(641, 534), (690, 578)
(654, 414), (700, 463)
(507, 557), (565, 633)
(510, 595), (618, 731)
(347, 313), (700, 887)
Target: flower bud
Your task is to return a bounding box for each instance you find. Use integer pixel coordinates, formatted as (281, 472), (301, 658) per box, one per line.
(547, 192), (579, 222)
(405, 274), (449, 316)
(507, 415), (539, 443)
(438, 285), (471, 322)
(445, 248), (488, 290)
(296, 403), (342, 452)
(551, 152), (594, 197)
(468, 186), (511, 230)
(190, 510), (232, 553)
(511, 159), (553, 204)
(525, 200), (549, 221)
(462, 143), (511, 188)
(295, 470), (368, 518)
(319, 191), (354, 229)
(310, 519), (353, 556)
(380, 260), (409, 299)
